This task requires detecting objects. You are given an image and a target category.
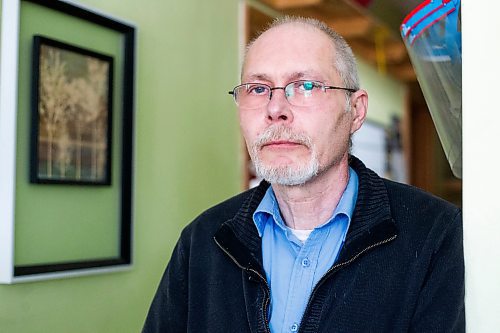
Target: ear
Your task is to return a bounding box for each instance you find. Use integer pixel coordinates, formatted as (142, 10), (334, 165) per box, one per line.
(349, 89), (368, 134)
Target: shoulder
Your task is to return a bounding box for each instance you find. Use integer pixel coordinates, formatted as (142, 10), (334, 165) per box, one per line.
(382, 179), (462, 251)
(383, 179), (461, 222)
(349, 155), (461, 227)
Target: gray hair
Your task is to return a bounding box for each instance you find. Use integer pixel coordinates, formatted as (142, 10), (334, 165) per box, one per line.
(245, 16), (360, 91)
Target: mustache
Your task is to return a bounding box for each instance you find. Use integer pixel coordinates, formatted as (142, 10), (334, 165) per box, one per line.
(253, 126), (313, 149)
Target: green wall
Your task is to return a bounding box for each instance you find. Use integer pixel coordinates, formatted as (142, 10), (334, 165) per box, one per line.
(15, 1), (125, 266)
(357, 58), (407, 126)
(0, 0), (241, 332)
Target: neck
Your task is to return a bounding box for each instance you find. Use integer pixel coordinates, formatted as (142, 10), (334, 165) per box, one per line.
(272, 154), (350, 230)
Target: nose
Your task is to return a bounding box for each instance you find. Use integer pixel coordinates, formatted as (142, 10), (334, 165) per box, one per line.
(266, 87), (293, 123)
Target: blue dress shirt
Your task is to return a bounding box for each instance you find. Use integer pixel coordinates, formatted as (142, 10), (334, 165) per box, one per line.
(253, 168), (358, 333)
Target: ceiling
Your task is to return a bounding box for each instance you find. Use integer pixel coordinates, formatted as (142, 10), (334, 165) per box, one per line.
(246, 0), (420, 81)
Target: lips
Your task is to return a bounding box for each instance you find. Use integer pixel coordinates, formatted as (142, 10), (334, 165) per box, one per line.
(262, 140), (302, 149)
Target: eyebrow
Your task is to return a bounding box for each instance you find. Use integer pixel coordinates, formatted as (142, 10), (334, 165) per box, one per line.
(244, 73), (272, 82)
(243, 70), (322, 84)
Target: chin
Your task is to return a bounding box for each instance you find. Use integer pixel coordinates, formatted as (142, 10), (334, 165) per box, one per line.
(254, 159), (320, 186)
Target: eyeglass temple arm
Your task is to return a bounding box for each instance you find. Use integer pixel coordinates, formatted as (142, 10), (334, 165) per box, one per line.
(325, 86), (357, 93)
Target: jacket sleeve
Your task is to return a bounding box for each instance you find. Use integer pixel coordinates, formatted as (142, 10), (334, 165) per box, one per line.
(410, 210), (465, 332)
(142, 235), (189, 333)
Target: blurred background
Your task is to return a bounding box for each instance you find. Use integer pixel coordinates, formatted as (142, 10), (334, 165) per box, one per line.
(0, 0), (467, 332)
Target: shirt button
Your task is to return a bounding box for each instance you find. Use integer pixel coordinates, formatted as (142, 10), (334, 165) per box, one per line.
(301, 258), (310, 268)
(291, 323), (299, 332)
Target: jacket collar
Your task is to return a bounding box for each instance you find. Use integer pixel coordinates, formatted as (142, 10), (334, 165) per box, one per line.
(214, 155), (398, 271)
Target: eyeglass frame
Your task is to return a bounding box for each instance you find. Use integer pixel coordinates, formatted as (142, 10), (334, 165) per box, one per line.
(228, 80), (358, 109)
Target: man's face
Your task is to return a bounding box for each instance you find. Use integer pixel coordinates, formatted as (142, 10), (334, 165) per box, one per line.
(239, 24), (361, 186)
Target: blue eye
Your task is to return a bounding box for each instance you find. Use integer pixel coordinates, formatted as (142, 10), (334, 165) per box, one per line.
(247, 85), (268, 95)
(303, 81), (314, 91)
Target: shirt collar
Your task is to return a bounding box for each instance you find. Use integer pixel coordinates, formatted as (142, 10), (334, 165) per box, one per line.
(253, 186), (283, 237)
(253, 167), (359, 237)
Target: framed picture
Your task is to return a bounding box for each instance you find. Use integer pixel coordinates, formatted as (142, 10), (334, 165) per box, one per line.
(31, 36), (114, 185)
(0, 0), (135, 283)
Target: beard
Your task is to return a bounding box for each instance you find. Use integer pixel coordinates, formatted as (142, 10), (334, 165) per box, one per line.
(249, 126), (319, 186)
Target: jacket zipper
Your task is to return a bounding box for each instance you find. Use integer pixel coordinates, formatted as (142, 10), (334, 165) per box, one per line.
(298, 234), (397, 333)
(214, 238), (272, 333)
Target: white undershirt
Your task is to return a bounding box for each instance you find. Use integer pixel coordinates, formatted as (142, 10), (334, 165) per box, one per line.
(288, 227), (314, 243)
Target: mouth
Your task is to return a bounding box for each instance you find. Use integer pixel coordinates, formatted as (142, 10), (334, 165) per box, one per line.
(253, 126), (313, 154)
(261, 140), (304, 149)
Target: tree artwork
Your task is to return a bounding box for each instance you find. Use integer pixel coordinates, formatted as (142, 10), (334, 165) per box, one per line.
(34, 37), (112, 184)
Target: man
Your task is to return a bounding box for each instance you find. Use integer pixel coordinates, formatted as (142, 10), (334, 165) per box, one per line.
(143, 16), (464, 333)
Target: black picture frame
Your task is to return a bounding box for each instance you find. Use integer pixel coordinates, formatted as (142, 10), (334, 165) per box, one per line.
(13, 0), (135, 278)
(31, 35), (114, 185)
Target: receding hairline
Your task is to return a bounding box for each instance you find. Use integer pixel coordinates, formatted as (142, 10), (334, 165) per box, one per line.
(242, 19), (334, 72)
(247, 17), (336, 51)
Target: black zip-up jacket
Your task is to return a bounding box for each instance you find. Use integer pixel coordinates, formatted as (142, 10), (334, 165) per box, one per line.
(143, 156), (465, 333)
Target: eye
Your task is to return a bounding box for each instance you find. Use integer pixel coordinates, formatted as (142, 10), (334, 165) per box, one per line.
(298, 81), (320, 91)
(246, 84), (269, 96)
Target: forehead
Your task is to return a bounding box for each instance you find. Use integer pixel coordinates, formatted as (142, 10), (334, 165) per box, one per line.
(242, 23), (337, 83)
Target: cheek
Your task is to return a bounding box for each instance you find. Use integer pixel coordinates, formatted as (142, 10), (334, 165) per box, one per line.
(314, 113), (352, 154)
(336, 112), (353, 135)
(239, 111), (260, 144)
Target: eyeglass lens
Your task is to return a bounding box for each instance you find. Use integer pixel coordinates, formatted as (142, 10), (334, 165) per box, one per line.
(233, 81), (328, 108)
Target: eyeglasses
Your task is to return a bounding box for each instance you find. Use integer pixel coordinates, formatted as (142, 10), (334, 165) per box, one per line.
(228, 80), (357, 109)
